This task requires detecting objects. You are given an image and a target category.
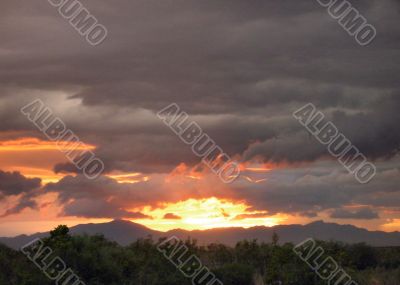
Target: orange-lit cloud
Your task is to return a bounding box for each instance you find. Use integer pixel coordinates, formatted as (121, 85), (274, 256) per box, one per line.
(106, 171), (149, 184)
(0, 137), (95, 183)
(0, 137), (93, 152)
(166, 162), (273, 185)
(1, 138), (399, 235)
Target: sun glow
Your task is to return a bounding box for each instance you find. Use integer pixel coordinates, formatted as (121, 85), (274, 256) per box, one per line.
(130, 197), (286, 232)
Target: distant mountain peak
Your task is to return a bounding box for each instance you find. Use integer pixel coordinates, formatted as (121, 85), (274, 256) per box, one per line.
(308, 220), (326, 225)
(110, 219), (134, 225)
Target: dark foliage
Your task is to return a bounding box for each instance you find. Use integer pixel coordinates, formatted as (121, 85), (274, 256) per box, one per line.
(0, 225), (399, 285)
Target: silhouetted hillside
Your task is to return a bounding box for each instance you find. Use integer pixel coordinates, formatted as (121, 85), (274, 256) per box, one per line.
(1, 220), (399, 249)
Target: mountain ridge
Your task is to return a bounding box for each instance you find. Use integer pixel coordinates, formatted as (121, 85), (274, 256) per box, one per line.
(1, 220), (399, 249)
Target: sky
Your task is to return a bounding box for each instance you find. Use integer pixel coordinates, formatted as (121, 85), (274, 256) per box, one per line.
(0, 0), (400, 236)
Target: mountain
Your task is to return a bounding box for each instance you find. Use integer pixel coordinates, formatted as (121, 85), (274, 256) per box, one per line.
(170, 221), (400, 247)
(70, 219), (161, 245)
(1, 220), (399, 250)
(0, 220), (162, 249)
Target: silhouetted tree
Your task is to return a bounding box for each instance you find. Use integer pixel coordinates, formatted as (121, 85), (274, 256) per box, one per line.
(0, 225), (398, 285)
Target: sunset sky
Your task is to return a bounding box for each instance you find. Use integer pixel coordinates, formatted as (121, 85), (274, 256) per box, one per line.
(1, 0), (400, 236)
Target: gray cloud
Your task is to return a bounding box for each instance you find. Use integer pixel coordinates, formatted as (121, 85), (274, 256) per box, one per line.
(0, 170), (41, 217)
(0, 0), (399, 171)
(62, 199), (152, 219)
(330, 208), (380, 220)
(44, 172), (232, 219)
(0, 0), (399, 224)
(0, 170), (41, 197)
(229, 159), (400, 217)
(42, 158), (400, 220)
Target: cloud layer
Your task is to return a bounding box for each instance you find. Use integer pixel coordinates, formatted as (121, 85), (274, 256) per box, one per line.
(0, 0), (399, 230)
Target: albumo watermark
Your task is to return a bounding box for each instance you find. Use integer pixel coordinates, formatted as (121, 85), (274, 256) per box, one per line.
(316, 0), (377, 46)
(158, 236), (223, 285)
(157, 103), (240, 184)
(48, 0), (108, 46)
(21, 238), (86, 285)
(293, 103), (376, 184)
(21, 99), (105, 180)
(294, 238), (358, 285)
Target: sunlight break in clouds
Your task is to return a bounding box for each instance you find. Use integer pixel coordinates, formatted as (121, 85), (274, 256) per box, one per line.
(132, 197), (287, 232)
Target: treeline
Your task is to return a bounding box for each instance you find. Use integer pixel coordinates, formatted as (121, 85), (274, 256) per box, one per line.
(0, 225), (399, 285)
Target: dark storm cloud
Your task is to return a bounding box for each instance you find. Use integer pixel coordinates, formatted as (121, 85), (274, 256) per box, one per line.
(243, 92), (400, 163)
(0, 0), (399, 170)
(0, 0), (399, 222)
(45, 175), (166, 219)
(228, 160), (400, 217)
(330, 208), (379, 220)
(62, 199), (152, 219)
(0, 170), (41, 197)
(0, 170), (41, 217)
